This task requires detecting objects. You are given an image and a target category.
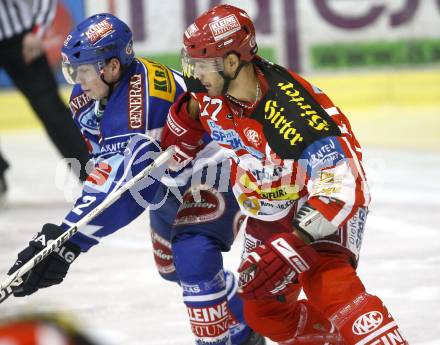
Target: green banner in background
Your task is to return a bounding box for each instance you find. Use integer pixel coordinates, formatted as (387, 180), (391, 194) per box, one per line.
(311, 39), (440, 69)
(142, 47), (276, 71)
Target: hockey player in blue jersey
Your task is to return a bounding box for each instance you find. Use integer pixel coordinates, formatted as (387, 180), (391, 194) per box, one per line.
(6, 13), (264, 345)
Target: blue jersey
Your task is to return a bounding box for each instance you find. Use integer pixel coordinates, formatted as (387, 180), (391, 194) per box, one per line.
(62, 58), (191, 251)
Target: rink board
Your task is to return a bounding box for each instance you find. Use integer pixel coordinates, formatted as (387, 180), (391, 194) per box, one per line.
(1, 69), (439, 150)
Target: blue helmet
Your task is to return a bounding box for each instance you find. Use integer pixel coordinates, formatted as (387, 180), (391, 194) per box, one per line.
(61, 13), (134, 84)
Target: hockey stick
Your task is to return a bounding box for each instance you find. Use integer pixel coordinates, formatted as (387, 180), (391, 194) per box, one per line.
(0, 147), (174, 304)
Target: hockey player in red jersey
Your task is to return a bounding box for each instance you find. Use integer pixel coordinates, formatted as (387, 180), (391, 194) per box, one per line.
(161, 4), (409, 345)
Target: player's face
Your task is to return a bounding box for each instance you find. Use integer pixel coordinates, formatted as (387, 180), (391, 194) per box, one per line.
(198, 71), (225, 97)
(181, 49), (225, 96)
(75, 64), (109, 100)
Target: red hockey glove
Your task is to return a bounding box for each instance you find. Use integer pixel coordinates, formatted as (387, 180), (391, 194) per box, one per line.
(161, 92), (205, 171)
(238, 233), (320, 299)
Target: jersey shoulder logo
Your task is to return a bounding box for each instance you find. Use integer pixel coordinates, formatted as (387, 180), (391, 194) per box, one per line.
(128, 73), (144, 130)
(78, 108), (99, 132)
(139, 58), (176, 102)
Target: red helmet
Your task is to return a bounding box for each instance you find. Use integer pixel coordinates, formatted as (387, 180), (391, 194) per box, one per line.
(183, 4), (257, 62)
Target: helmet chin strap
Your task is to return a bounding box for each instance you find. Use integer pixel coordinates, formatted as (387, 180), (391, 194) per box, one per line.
(219, 61), (246, 95)
(97, 68), (124, 119)
(99, 61), (131, 100)
(100, 75), (115, 100)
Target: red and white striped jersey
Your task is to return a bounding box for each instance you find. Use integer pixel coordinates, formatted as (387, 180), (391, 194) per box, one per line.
(192, 58), (370, 228)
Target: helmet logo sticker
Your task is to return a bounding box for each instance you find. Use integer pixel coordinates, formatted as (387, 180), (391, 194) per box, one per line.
(184, 23), (199, 38)
(209, 14), (240, 42)
(85, 19), (115, 44)
(249, 36), (256, 48)
(126, 40), (133, 55)
(64, 34), (72, 47)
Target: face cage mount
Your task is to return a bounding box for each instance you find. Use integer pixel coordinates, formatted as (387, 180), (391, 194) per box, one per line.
(62, 60), (106, 85)
(181, 45), (254, 94)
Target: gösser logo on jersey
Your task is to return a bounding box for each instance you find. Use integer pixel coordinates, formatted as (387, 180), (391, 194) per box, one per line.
(352, 311), (384, 335)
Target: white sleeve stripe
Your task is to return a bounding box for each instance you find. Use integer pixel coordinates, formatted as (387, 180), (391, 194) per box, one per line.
(341, 137), (370, 204)
(43, 0), (56, 29)
(4, 0), (21, 33)
(0, 1), (8, 39)
(0, 0), (14, 38)
(173, 72), (187, 92)
(324, 106), (339, 116)
(0, 0), (34, 39)
(103, 133), (159, 145)
(17, 0), (32, 28)
(33, 0), (56, 33)
(32, 0), (43, 23)
(332, 203), (354, 227)
(104, 133), (137, 141)
(341, 137), (367, 183)
(328, 163), (356, 226)
(61, 219), (103, 242)
(145, 127), (162, 141)
(329, 138), (370, 225)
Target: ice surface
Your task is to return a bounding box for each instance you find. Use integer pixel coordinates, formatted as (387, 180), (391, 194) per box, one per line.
(0, 131), (439, 344)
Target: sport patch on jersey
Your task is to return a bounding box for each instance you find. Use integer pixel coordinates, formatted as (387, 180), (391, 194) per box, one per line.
(305, 137), (345, 170)
(128, 73), (145, 130)
(187, 301), (230, 341)
(208, 120), (265, 159)
(235, 189), (296, 219)
(174, 186), (225, 226)
(150, 230), (175, 275)
(86, 162), (112, 186)
(345, 207), (366, 257)
(78, 108), (99, 133)
(139, 58), (176, 102)
(238, 174), (300, 200)
(237, 194), (261, 216)
(250, 166), (285, 181)
(310, 169), (343, 197)
(83, 155), (122, 194)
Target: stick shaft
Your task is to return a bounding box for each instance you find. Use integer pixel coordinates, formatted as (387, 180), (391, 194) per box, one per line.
(0, 148), (173, 303)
